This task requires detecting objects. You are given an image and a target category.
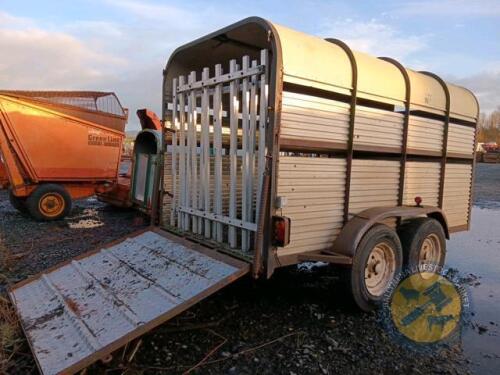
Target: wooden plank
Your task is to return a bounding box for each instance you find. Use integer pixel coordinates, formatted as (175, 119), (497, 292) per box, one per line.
(228, 60), (239, 248)
(213, 64), (223, 242)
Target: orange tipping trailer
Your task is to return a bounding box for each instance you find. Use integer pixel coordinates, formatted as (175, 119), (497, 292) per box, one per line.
(0, 90), (128, 220)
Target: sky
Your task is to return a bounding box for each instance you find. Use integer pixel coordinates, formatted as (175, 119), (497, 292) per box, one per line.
(0, 0), (499, 130)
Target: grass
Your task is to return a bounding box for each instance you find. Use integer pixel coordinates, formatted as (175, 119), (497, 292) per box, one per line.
(0, 294), (25, 374)
(0, 235), (30, 373)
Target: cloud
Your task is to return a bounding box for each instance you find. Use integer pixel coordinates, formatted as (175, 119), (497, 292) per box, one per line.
(0, 11), (33, 28)
(320, 19), (428, 61)
(452, 69), (500, 114)
(0, 27), (126, 89)
(104, 0), (194, 21)
(394, 0), (500, 17)
(0, 6), (238, 130)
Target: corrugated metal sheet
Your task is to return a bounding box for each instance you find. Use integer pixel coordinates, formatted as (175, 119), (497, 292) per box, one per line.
(447, 123), (476, 156)
(403, 161), (441, 206)
(9, 230), (248, 375)
(277, 156), (346, 256)
(353, 106), (403, 150)
(407, 115), (444, 153)
(281, 91), (350, 145)
(443, 163), (473, 228)
(349, 159), (400, 216)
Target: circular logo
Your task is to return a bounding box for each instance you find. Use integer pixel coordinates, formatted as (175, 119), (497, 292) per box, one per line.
(380, 265), (471, 350)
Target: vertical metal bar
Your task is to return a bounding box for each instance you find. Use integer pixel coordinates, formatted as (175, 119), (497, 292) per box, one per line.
(158, 70), (168, 228)
(178, 75), (187, 229)
(325, 39), (358, 225)
(214, 64), (223, 242)
(188, 72), (201, 234)
(228, 60), (239, 248)
(248, 59), (258, 229)
(170, 78), (178, 226)
(256, 49), (268, 220)
(241, 55), (250, 251)
(253, 49), (269, 278)
(420, 71), (450, 209)
(187, 72), (196, 233)
(201, 67), (211, 238)
(379, 57), (411, 206)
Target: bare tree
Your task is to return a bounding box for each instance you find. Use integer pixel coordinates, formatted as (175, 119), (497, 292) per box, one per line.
(477, 106), (500, 144)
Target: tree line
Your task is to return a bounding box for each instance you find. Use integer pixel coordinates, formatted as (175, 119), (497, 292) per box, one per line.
(477, 107), (500, 144)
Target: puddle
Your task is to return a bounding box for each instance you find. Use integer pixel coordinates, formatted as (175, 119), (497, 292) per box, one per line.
(447, 207), (500, 374)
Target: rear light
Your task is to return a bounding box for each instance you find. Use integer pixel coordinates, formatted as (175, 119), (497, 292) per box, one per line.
(272, 216), (291, 247)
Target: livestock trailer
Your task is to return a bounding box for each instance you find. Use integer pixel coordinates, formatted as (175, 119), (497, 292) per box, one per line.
(0, 91), (127, 220)
(9, 17), (478, 374)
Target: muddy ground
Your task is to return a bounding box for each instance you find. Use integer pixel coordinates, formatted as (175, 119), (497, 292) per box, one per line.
(1, 163), (499, 375)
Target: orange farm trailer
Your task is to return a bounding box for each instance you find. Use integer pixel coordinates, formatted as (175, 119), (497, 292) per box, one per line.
(0, 91), (127, 220)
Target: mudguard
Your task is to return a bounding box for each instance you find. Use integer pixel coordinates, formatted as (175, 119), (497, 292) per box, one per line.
(332, 206), (449, 258)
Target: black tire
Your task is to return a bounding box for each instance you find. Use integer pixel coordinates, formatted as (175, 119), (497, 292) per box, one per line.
(347, 224), (403, 311)
(9, 190), (28, 213)
(398, 218), (446, 269)
(26, 184), (72, 221)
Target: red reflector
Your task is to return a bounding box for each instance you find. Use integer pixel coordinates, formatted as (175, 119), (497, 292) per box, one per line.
(272, 216), (291, 247)
(414, 196), (422, 207)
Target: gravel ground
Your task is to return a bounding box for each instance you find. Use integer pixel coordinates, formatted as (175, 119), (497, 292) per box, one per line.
(1, 163), (499, 375)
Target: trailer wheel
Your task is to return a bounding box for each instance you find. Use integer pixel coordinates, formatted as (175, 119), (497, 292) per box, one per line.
(348, 224), (403, 311)
(9, 190), (28, 213)
(26, 184), (72, 221)
(398, 218), (446, 269)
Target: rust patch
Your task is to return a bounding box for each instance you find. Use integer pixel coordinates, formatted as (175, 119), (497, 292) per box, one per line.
(64, 297), (81, 316)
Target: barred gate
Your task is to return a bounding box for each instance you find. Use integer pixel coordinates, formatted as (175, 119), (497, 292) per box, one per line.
(166, 50), (269, 253)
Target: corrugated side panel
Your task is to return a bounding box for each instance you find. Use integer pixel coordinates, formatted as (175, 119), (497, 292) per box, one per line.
(443, 163), (473, 228)
(407, 115), (444, 154)
(280, 91), (350, 144)
(353, 106), (403, 150)
(277, 156), (346, 256)
(447, 123), (475, 156)
(349, 159), (400, 216)
(403, 161), (441, 206)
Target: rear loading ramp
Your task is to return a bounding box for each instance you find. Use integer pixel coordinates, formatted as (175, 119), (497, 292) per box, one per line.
(9, 229), (249, 375)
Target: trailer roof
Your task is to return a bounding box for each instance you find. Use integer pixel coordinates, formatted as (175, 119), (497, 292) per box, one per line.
(164, 17), (479, 123)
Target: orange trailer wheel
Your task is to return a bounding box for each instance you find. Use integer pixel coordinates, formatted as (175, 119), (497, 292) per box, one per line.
(26, 184), (72, 221)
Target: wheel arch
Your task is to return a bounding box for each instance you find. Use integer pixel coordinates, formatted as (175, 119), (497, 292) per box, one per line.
(332, 206), (449, 258)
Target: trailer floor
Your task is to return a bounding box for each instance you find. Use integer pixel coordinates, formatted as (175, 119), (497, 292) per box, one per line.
(1, 163), (499, 374)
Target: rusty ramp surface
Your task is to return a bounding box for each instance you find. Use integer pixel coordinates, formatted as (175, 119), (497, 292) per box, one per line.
(9, 229), (249, 375)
